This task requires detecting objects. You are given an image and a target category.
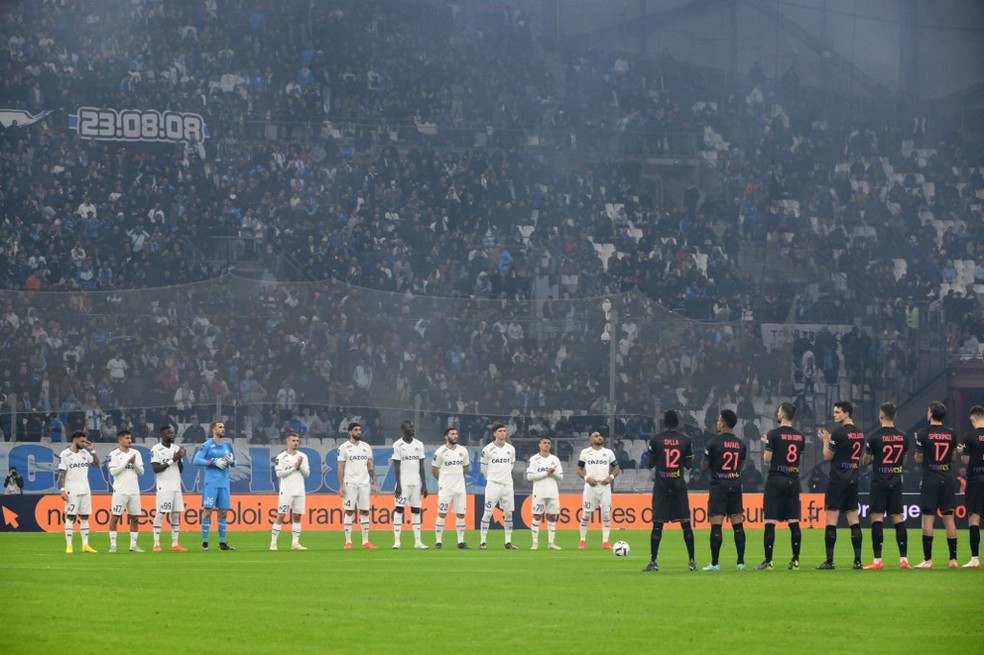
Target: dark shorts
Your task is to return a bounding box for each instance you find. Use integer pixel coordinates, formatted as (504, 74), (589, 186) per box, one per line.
(824, 478), (859, 513)
(708, 481), (744, 518)
(919, 476), (956, 515)
(964, 479), (984, 517)
(763, 477), (801, 522)
(868, 478), (904, 516)
(652, 479), (691, 522)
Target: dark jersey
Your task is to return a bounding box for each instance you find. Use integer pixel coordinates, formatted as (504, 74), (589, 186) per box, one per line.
(914, 425), (956, 480)
(962, 427), (984, 480)
(865, 426), (908, 482)
(826, 423), (865, 483)
(703, 433), (747, 483)
(765, 426), (805, 480)
(648, 430), (693, 481)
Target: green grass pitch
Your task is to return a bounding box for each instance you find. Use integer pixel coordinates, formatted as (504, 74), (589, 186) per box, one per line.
(2, 528), (980, 654)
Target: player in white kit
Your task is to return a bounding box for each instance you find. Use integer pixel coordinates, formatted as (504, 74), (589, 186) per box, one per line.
(577, 431), (620, 550)
(480, 424), (517, 549)
(337, 422), (380, 549)
(271, 431), (311, 550)
(107, 429), (146, 552)
(58, 430), (101, 553)
(526, 436), (564, 550)
(391, 420), (429, 549)
(431, 427), (470, 549)
(150, 424), (188, 551)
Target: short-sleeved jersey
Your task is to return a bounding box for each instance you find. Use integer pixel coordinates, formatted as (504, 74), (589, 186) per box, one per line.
(432, 445), (469, 491)
(649, 430), (694, 480)
(391, 438), (426, 487)
(337, 440), (373, 485)
(826, 424), (866, 483)
(481, 441), (516, 486)
(194, 439), (235, 488)
(275, 450), (310, 495)
(765, 426), (805, 480)
(151, 443), (183, 492)
(526, 453), (563, 498)
(578, 447), (617, 481)
(107, 448), (144, 494)
(914, 425), (956, 480)
(703, 433), (747, 483)
(58, 448), (94, 494)
(865, 427), (908, 482)
(962, 427), (984, 480)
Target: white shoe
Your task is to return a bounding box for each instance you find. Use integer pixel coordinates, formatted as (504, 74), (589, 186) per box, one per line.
(548, 543), (562, 550)
(270, 544), (278, 551)
(915, 559), (933, 569)
(531, 542), (539, 550)
(290, 544), (308, 551)
(414, 543), (429, 550)
(392, 543), (401, 550)
(109, 545), (117, 553)
(962, 558), (980, 569)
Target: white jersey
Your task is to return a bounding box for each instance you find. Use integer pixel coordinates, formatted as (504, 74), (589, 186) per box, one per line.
(526, 453), (563, 498)
(275, 450), (310, 495)
(107, 448), (144, 494)
(578, 446), (617, 482)
(58, 448), (94, 494)
(432, 445), (469, 491)
(150, 443), (183, 493)
(391, 438), (426, 487)
(481, 441), (516, 486)
(338, 440), (373, 485)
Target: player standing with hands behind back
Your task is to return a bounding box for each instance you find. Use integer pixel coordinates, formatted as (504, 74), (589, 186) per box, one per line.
(576, 431), (620, 550)
(193, 420), (236, 551)
(271, 431), (310, 550)
(914, 402), (959, 568)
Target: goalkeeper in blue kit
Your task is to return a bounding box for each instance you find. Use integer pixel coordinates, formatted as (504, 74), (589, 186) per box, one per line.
(193, 420), (236, 551)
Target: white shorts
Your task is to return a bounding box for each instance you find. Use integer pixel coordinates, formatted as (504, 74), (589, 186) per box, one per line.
(394, 484), (422, 509)
(278, 493), (305, 516)
(156, 490), (185, 514)
(437, 487), (467, 515)
(582, 484), (612, 513)
(65, 492), (92, 517)
(343, 482), (371, 512)
(483, 481), (515, 513)
(531, 494), (561, 516)
(111, 492), (142, 517)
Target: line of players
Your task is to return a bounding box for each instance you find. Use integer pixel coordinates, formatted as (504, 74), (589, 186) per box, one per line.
(58, 402), (984, 569)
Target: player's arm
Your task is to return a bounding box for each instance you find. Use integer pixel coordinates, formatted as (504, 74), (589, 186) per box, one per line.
(700, 448), (711, 471)
(151, 448), (167, 474)
(553, 459), (564, 481)
(818, 428), (835, 461)
(133, 452), (145, 476)
(57, 463), (67, 498)
(108, 453), (127, 476)
(86, 442), (99, 466)
(175, 447), (184, 473)
(275, 455), (293, 479)
(526, 458), (544, 481)
(576, 460), (587, 480)
(336, 457), (346, 495)
(193, 446), (209, 467)
(392, 459), (402, 496)
(913, 435), (924, 464)
(683, 442), (694, 470)
(646, 441), (656, 470)
(299, 453), (310, 478)
(368, 456), (379, 494)
(607, 463), (620, 484)
(480, 446), (489, 476)
(418, 459), (428, 497)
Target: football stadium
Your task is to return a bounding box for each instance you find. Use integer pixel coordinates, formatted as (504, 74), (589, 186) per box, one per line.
(1, 1), (983, 653)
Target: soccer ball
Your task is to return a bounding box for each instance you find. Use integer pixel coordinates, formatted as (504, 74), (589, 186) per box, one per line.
(612, 541), (630, 557)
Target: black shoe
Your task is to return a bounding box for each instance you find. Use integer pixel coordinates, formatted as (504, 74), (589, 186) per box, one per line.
(852, 560), (863, 570)
(788, 559), (800, 570)
(479, 542), (487, 550)
(505, 542), (517, 550)
(688, 559), (697, 571)
(434, 543), (442, 550)
(219, 542), (235, 551)
(754, 560), (773, 571)
(457, 542), (471, 550)
(642, 561), (659, 572)
(202, 541), (209, 551)
(816, 561), (835, 570)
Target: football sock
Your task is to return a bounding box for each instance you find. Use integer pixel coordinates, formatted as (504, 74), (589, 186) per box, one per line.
(871, 521), (884, 559)
(681, 520), (695, 561)
(789, 523), (801, 560)
(292, 522), (301, 545)
(763, 523), (775, 562)
(547, 520), (556, 544)
(411, 512), (422, 542)
(434, 517), (445, 543)
(850, 523), (862, 560)
(650, 522), (664, 561)
(970, 525), (980, 557)
(129, 531), (138, 549)
(895, 522), (907, 557)
(922, 534), (933, 561)
(709, 524), (723, 566)
(109, 530), (117, 549)
(393, 509), (404, 541)
(733, 524), (746, 564)
(218, 517), (227, 542)
(201, 517), (211, 542)
(530, 519), (540, 543)
(271, 523), (282, 543)
(455, 517), (465, 543)
(79, 520), (90, 546)
(480, 511), (492, 543)
(343, 514), (353, 543)
(579, 517), (588, 542)
(170, 513), (180, 545)
(824, 525), (837, 562)
(504, 513), (513, 544)
(946, 537), (957, 561)
(602, 511), (611, 543)
(360, 518), (370, 543)
(65, 521), (73, 546)
(153, 513), (163, 546)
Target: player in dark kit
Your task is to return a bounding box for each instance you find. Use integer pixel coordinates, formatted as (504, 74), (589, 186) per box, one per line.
(816, 400), (866, 570)
(958, 405), (984, 568)
(700, 409), (747, 571)
(756, 402), (805, 571)
(913, 401), (959, 569)
(643, 410), (695, 572)
(862, 402), (910, 569)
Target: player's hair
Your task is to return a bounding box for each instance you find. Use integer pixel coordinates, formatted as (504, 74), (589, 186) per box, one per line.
(663, 410), (680, 429)
(210, 420), (223, 432)
(719, 409), (738, 429)
(880, 402), (897, 420)
(833, 400), (853, 417)
(778, 402), (797, 421)
(285, 431), (300, 440)
(970, 405), (984, 421)
(491, 423), (506, 432)
(928, 401), (947, 421)
(160, 424), (173, 433)
(400, 419), (413, 434)
(539, 436), (552, 443)
(117, 429), (131, 440)
(70, 430), (86, 440)
(348, 422), (361, 432)
(443, 426), (457, 438)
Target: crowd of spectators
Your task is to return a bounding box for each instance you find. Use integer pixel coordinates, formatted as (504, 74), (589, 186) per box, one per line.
(1, 0), (982, 481)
